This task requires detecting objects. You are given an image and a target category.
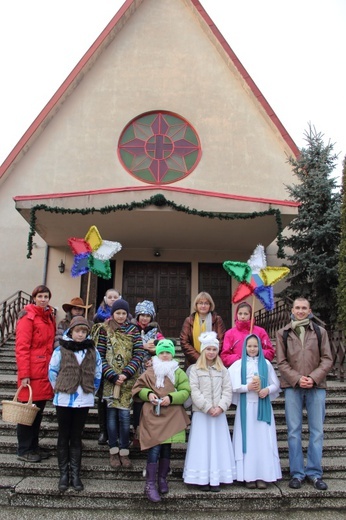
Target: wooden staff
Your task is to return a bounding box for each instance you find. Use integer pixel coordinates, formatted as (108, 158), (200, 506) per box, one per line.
(250, 293), (256, 333)
(85, 271), (91, 318)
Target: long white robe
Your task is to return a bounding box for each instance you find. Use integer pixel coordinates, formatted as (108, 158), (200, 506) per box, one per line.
(228, 357), (282, 483)
(183, 365), (236, 486)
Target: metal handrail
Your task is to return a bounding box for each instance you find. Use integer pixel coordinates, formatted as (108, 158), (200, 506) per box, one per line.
(254, 297), (326, 338)
(0, 291), (31, 347)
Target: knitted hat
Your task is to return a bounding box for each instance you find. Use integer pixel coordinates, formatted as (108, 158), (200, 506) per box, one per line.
(69, 316), (91, 333)
(135, 300), (156, 319)
(111, 298), (130, 316)
(198, 331), (219, 352)
(62, 297), (92, 312)
(156, 339), (175, 357)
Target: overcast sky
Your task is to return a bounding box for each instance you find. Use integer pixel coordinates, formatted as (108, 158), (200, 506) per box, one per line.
(1, 0), (345, 180)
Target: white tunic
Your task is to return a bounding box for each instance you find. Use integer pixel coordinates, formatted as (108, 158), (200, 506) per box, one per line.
(228, 357), (282, 483)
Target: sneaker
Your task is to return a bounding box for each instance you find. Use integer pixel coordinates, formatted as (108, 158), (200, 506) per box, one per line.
(98, 432), (108, 445)
(307, 477), (328, 490)
(17, 452), (41, 463)
(245, 481), (256, 489)
(34, 447), (51, 460)
(289, 477), (304, 489)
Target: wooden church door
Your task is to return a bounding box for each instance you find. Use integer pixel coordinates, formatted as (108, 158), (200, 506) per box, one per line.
(198, 263), (231, 330)
(122, 261), (191, 338)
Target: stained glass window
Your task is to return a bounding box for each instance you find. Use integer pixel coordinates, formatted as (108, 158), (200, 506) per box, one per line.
(118, 111), (201, 184)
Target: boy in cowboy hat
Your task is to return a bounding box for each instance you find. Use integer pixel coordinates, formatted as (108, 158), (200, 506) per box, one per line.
(54, 297), (92, 349)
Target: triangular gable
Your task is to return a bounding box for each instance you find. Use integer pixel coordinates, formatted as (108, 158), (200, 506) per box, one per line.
(0, 0), (298, 183)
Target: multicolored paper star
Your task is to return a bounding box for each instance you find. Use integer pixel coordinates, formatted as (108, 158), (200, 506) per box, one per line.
(68, 226), (122, 279)
(223, 244), (290, 311)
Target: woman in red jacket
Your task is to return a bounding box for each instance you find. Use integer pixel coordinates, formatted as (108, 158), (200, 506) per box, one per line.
(15, 285), (56, 462)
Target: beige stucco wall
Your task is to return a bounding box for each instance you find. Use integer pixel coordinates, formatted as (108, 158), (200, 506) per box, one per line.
(0, 179), (46, 300)
(0, 0), (295, 307)
(9, 0), (294, 200)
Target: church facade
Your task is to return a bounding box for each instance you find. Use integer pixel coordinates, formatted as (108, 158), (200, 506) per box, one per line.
(0, 0), (299, 335)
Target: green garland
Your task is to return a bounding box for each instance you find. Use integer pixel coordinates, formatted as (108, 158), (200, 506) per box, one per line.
(26, 193), (285, 259)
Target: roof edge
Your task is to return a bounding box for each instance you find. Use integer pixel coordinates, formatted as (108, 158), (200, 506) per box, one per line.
(1, 0), (299, 181)
(0, 0), (139, 180)
(13, 184), (299, 208)
(190, 0), (300, 158)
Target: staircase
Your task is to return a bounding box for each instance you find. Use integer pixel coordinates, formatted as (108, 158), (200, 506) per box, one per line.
(1, 338), (346, 519)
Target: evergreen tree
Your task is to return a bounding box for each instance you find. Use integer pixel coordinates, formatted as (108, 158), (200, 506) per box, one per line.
(337, 156), (346, 331)
(281, 125), (341, 326)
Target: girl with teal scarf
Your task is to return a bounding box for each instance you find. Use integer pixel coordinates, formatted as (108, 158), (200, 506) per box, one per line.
(228, 334), (282, 489)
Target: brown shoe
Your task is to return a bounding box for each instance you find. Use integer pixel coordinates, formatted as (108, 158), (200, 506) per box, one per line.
(120, 455), (133, 468)
(110, 453), (121, 469)
(245, 481), (256, 489)
(256, 480), (267, 489)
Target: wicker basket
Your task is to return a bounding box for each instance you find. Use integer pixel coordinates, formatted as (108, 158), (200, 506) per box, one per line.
(1, 384), (39, 426)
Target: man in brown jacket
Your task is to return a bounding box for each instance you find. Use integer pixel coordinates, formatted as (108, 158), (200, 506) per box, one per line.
(276, 297), (333, 491)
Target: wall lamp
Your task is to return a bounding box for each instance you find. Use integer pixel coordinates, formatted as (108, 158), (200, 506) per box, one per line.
(58, 259), (66, 274)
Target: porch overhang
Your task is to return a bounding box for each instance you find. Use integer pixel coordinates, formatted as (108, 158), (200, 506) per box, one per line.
(14, 187), (299, 255)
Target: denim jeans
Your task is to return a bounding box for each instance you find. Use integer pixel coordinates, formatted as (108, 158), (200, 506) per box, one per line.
(284, 387), (326, 480)
(147, 443), (172, 464)
(107, 407), (130, 450)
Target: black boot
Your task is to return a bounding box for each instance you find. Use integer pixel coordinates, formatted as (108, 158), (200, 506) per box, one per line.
(69, 446), (84, 491)
(57, 446), (69, 492)
(98, 399), (108, 445)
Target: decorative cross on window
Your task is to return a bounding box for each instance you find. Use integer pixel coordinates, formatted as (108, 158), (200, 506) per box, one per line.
(118, 111), (202, 184)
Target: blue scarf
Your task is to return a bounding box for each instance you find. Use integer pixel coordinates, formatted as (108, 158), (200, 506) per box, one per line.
(240, 334), (271, 453)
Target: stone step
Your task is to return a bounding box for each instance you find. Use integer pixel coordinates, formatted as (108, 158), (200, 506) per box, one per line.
(0, 437), (345, 470)
(1, 475), (346, 516)
(2, 332), (346, 515)
(2, 416), (346, 444)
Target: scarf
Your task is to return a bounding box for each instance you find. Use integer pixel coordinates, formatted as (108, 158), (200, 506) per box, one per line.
(240, 334), (271, 454)
(152, 356), (178, 389)
(235, 319), (253, 334)
(291, 318), (310, 345)
(192, 312), (212, 353)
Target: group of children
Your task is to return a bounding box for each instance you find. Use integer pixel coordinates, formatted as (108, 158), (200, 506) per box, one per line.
(50, 292), (281, 500)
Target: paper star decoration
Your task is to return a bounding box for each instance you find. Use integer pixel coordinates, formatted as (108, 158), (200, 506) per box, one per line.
(223, 244), (290, 311)
(68, 226), (122, 279)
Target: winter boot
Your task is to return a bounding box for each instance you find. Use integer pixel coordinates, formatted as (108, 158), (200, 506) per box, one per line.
(57, 446), (69, 492)
(145, 463), (161, 502)
(158, 458), (170, 494)
(98, 399), (108, 445)
(119, 448), (132, 468)
(69, 446), (84, 491)
(109, 447), (121, 469)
